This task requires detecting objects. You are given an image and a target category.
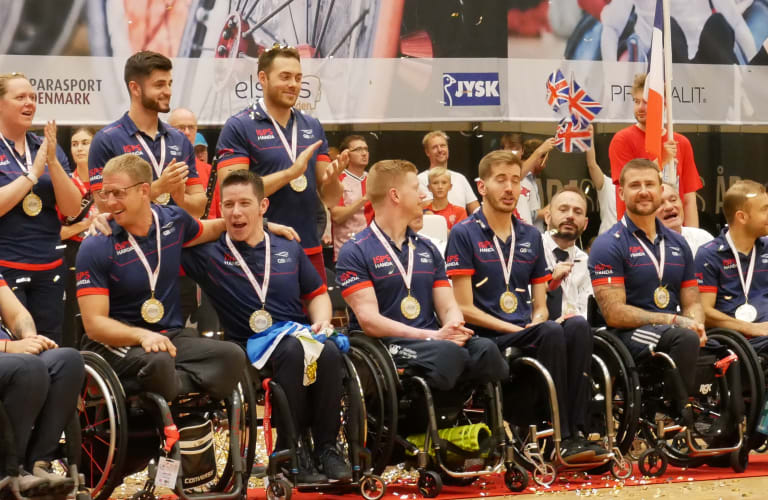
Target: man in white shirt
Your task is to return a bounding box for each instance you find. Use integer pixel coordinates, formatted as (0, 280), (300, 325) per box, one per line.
(657, 182), (713, 257)
(544, 186), (592, 319)
(418, 130), (479, 214)
(520, 137), (556, 232)
(585, 126), (617, 235)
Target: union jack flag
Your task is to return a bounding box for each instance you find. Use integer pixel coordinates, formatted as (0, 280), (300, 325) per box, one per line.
(568, 79), (602, 123)
(555, 119), (592, 153)
(546, 70), (569, 112)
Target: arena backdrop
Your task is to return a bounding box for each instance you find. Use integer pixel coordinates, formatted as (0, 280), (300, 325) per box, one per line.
(1, 0), (768, 125)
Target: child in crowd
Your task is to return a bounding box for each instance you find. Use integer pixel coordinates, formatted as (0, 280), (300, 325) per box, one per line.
(424, 167), (467, 230)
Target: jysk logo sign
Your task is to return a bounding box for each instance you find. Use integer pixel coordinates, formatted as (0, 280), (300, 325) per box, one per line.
(442, 73), (500, 106)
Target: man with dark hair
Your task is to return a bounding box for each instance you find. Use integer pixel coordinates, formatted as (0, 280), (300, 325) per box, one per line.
(608, 74), (702, 225)
(589, 159), (704, 418)
(76, 153), (245, 403)
(89, 51), (206, 217)
(216, 45), (344, 284)
(696, 180), (768, 354)
(445, 151), (607, 462)
(330, 135), (373, 261)
(519, 137), (555, 230)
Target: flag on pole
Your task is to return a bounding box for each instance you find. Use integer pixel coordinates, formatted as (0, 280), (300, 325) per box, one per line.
(644, 0), (665, 161)
(546, 69), (569, 112)
(567, 77), (602, 124)
(554, 118), (592, 153)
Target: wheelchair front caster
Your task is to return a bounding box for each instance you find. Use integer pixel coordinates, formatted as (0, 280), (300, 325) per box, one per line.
(638, 448), (667, 477)
(730, 446), (749, 473)
(360, 474), (386, 500)
(417, 470), (442, 498)
(610, 456), (634, 480)
(532, 462), (556, 487)
(266, 478), (292, 500)
(504, 465), (529, 492)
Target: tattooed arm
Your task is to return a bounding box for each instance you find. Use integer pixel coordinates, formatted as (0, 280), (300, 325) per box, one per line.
(593, 283), (675, 329)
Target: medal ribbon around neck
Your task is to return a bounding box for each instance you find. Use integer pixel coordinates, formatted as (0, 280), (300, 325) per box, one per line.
(370, 222), (415, 293)
(127, 209), (163, 300)
(725, 230), (756, 304)
(134, 133), (167, 179)
(259, 98), (297, 163)
(0, 133), (32, 174)
(225, 231), (271, 308)
(622, 217), (666, 284)
(492, 223), (517, 291)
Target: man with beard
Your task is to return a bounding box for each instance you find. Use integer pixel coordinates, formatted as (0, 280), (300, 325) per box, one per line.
(657, 183), (713, 257)
(445, 151), (609, 463)
(216, 46), (344, 283)
(543, 186), (592, 319)
(89, 52), (206, 216)
(696, 180), (768, 354)
(588, 159), (704, 413)
(608, 74), (702, 226)
(336, 159), (507, 393)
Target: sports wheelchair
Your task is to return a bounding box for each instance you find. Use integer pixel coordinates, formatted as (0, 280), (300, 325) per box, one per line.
(249, 351), (386, 500)
(592, 328), (757, 477)
(76, 350), (254, 500)
(347, 332), (528, 498)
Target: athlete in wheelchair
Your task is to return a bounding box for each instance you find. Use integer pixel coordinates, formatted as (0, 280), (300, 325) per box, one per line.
(181, 169), (384, 499)
(588, 159), (749, 476)
(695, 180), (768, 454)
(337, 159), (526, 497)
(75, 154), (251, 500)
(445, 154), (625, 486)
(0, 275), (86, 499)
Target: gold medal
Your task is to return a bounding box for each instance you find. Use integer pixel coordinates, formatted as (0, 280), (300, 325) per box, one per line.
(500, 290), (518, 313)
(249, 309), (273, 333)
(155, 192), (171, 205)
(141, 297), (165, 323)
(653, 286), (670, 309)
(289, 174), (307, 192)
(22, 192), (42, 216)
(400, 295), (421, 320)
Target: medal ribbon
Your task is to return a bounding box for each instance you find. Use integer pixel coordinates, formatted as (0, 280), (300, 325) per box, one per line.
(225, 232), (271, 307)
(259, 98), (297, 162)
(127, 209), (162, 297)
(622, 217), (666, 283)
(492, 223), (516, 290)
(725, 230), (756, 302)
(370, 222), (414, 292)
(134, 133), (167, 179)
(0, 133), (32, 174)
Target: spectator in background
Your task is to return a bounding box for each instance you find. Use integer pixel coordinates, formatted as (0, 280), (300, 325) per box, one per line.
(424, 167), (467, 230)
(657, 182), (713, 257)
(418, 130), (479, 214)
(520, 137), (556, 231)
(584, 125), (617, 234)
(331, 135), (373, 262)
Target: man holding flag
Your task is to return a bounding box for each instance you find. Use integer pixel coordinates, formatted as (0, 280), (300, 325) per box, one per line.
(608, 0), (702, 227)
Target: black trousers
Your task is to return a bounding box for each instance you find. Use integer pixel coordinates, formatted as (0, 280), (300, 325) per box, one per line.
(83, 328), (245, 401)
(0, 348), (84, 469)
(261, 336), (344, 450)
(0, 265), (65, 345)
(385, 335), (509, 392)
(493, 318), (592, 438)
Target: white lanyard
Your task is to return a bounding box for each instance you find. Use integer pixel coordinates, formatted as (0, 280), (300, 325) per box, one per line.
(0, 133), (31, 174)
(126, 209), (162, 296)
(134, 133), (166, 179)
(725, 230), (756, 301)
(622, 217), (665, 282)
(225, 232), (271, 306)
(370, 222), (414, 291)
(259, 98), (297, 162)
(492, 224), (516, 290)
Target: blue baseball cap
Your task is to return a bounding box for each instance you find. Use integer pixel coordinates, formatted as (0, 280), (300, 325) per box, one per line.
(194, 132), (208, 147)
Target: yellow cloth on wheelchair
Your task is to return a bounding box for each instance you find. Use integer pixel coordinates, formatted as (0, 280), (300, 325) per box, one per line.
(246, 321), (324, 386)
(406, 423), (491, 459)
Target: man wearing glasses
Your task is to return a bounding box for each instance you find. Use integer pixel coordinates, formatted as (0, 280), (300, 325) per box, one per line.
(330, 135), (374, 262)
(216, 45), (345, 284)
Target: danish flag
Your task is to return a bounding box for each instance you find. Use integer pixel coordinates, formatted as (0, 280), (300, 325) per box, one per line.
(555, 119), (592, 153)
(546, 69), (569, 112)
(567, 78), (602, 124)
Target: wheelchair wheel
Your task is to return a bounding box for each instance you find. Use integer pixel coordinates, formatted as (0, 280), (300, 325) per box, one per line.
(266, 477), (292, 500)
(504, 464), (528, 492)
(348, 334), (399, 475)
(339, 354), (368, 474)
(638, 448), (667, 477)
(359, 474), (386, 500)
(417, 470), (442, 498)
(78, 351), (128, 500)
(730, 446), (749, 473)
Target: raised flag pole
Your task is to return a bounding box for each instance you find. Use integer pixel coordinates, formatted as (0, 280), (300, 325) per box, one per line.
(661, 0), (677, 185)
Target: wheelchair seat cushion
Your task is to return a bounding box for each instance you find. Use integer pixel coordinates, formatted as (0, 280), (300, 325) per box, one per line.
(122, 370), (199, 397)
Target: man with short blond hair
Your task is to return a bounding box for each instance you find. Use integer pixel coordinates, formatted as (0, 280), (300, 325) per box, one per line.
(418, 130), (479, 214)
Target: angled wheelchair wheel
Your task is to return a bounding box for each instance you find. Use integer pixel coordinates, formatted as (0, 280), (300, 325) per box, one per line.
(338, 353), (368, 475)
(348, 333), (399, 475)
(78, 351), (128, 500)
